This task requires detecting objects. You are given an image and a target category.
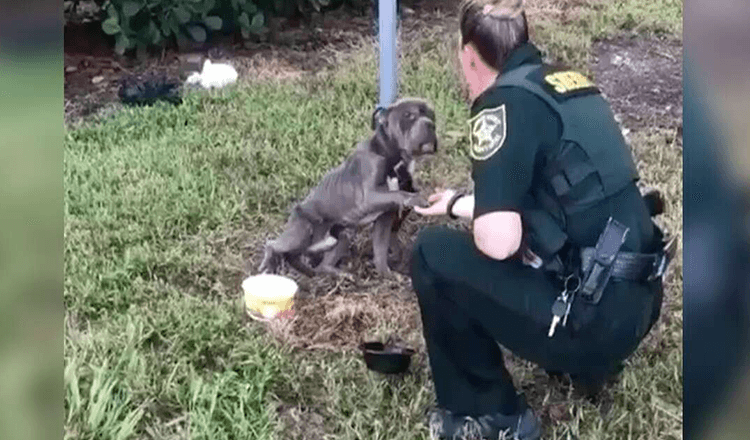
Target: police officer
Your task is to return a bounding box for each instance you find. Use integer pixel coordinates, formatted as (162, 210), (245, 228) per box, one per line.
(408, 1), (675, 438)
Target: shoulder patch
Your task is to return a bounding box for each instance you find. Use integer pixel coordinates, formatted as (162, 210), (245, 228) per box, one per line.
(544, 70), (595, 93)
(468, 105), (507, 161)
(541, 69), (600, 100)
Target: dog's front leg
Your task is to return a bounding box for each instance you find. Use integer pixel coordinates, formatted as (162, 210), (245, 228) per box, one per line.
(346, 189), (425, 223)
(372, 210), (397, 275)
(389, 208), (410, 266)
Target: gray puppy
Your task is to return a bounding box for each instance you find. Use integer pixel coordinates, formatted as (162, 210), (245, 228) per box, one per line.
(258, 98), (438, 278)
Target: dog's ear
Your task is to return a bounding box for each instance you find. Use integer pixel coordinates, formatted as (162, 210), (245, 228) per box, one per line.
(371, 106), (389, 130)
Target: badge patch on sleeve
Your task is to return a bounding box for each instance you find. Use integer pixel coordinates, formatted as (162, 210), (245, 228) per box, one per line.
(468, 105), (507, 161)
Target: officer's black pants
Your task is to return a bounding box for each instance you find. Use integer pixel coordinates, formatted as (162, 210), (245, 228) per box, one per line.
(410, 226), (662, 417)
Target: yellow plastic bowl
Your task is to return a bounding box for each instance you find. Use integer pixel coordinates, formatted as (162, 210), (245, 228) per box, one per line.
(242, 274), (297, 320)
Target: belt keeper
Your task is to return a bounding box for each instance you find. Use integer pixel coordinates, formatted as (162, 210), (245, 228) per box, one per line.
(648, 235), (677, 281)
(648, 254), (667, 281)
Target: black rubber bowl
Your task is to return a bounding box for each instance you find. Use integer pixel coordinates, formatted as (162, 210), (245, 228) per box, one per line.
(360, 341), (416, 374)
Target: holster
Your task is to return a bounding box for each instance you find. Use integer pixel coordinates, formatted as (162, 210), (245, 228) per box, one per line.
(579, 217), (630, 304)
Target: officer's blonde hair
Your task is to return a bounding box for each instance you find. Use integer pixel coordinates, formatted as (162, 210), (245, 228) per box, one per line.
(458, 0), (529, 71)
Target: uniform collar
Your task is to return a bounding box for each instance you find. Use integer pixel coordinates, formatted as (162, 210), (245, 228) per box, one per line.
(500, 42), (543, 74)
(470, 42), (543, 114)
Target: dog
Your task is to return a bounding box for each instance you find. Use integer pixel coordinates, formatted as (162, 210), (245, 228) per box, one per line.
(257, 98), (438, 279)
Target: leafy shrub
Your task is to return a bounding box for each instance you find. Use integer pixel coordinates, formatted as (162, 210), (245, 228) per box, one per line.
(99, 0), (352, 55)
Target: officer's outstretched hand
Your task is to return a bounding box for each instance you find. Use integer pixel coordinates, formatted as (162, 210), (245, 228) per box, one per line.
(413, 188), (457, 216)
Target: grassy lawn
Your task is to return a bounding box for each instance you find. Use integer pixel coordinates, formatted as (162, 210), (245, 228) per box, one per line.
(64, 1), (683, 439)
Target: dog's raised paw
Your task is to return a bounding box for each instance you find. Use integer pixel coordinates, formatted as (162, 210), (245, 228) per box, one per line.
(405, 194), (429, 209)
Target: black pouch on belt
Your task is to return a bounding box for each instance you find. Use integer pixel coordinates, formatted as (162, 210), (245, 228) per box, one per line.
(579, 217), (630, 305)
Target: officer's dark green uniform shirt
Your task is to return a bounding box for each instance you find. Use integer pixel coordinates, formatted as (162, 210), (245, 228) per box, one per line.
(468, 42), (655, 254)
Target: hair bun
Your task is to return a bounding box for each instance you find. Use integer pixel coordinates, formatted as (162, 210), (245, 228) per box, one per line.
(482, 0), (524, 18)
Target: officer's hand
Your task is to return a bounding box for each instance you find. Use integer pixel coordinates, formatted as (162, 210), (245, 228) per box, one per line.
(413, 188), (456, 216)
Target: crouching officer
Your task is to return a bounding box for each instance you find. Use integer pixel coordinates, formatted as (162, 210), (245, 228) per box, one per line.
(407, 1), (677, 439)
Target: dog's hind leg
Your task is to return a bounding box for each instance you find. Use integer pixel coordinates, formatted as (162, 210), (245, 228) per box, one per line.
(257, 216), (314, 274)
(315, 230), (354, 280)
(306, 231), (338, 253)
(258, 242), (281, 274)
(285, 253), (317, 277)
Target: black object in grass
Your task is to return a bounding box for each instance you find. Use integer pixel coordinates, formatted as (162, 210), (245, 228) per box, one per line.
(118, 75), (182, 107)
(360, 340), (415, 374)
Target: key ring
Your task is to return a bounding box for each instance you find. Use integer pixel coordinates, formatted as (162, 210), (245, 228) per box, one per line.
(564, 273), (581, 294)
(560, 274), (580, 328)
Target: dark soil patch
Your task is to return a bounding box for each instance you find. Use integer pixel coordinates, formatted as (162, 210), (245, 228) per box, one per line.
(592, 35), (683, 133)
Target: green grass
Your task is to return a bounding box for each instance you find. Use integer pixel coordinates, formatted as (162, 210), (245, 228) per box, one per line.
(65, 1), (683, 439)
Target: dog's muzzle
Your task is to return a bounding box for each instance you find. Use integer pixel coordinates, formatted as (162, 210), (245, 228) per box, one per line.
(420, 140), (438, 154)
(415, 120), (438, 155)
(422, 118), (438, 154)
(418, 130), (438, 154)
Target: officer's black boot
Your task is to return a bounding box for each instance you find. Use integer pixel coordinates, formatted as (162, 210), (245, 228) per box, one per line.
(571, 363), (625, 402)
(545, 362), (624, 402)
(428, 394), (542, 440)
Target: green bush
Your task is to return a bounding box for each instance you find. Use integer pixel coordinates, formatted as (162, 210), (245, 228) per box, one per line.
(99, 0), (351, 55)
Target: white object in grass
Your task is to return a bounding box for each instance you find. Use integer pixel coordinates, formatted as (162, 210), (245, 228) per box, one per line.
(185, 59), (238, 89)
(242, 274), (297, 319)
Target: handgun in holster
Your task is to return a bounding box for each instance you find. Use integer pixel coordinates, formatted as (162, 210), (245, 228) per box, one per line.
(579, 217), (630, 305)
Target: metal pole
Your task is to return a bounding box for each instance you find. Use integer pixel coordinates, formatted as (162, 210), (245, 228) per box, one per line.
(378, 0), (398, 108)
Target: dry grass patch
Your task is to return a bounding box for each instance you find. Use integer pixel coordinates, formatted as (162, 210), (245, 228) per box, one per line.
(265, 290), (424, 353)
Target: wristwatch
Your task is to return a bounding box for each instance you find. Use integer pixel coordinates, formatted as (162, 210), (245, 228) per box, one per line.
(447, 192), (465, 220)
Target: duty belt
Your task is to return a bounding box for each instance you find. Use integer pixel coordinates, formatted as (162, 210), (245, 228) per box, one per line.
(577, 217), (677, 304)
(543, 216), (676, 338)
(580, 237), (676, 283)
